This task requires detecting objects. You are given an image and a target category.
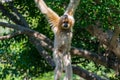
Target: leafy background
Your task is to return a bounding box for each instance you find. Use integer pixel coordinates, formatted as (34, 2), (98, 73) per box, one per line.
(0, 0), (120, 80)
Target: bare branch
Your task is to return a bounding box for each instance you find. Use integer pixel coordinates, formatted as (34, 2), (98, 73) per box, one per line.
(0, 22), (46, 38)
(72, 66), (105, 80)
(109, 25), (120, 57)
(0, 22), (53, 47)
(31, 37), (105, 80)
(0, 22), (120, 72)
(0, 3), (22, 25)
(71, 47), (120, 72)
(8, 2), (29, 27)
(32, 42), (104, 80)
(0, 22), (28, 31)
(0, 2), (29, 28)
(1, 21), (120, 79)
(31, 38), (55, 67)
(0, 31), (24, 40)
(87, 25), (120, 58)
(32, 39), (104, 80)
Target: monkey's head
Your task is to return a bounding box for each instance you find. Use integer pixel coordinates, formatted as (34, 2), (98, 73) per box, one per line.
(59, 14), (74, 30)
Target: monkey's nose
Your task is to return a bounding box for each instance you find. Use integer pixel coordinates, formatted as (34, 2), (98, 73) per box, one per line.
(63, 24), (68, 28)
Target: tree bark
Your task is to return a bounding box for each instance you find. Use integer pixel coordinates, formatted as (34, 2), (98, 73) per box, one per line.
(87, 25), (120, 58)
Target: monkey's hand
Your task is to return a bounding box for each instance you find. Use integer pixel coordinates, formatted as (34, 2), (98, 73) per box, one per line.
(65, 0), (80, 16)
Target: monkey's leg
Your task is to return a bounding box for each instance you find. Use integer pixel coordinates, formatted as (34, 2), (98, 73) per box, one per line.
(63, 53), (73, 80)
(53, 50), (63, 80)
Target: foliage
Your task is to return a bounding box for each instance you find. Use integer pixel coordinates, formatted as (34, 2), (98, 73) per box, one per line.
(0, 0), (120, 80)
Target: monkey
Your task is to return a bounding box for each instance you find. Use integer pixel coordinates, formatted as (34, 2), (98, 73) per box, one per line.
(34, 0), (80, 80)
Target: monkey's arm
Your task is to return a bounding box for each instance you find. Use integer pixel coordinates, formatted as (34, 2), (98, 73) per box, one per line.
(34, 0), (60, 27)
(65, 0), (80, 16)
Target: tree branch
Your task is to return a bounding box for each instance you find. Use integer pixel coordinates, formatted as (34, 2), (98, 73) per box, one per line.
(0, 22), (53, 50)
(0, 31), (24, 40)
(31, 37), (55, 67)
(0, 22), (120, 72)
(87, 24), (120, 58)
(0, 3), (22, 25)
(109, 25), (120, 57)
(32, 38), (105, 80)
(71, 47), (120, 72)
(0, 22), (50, 42)
(8, 2), (29, 28)
(72, 66), (105, 80)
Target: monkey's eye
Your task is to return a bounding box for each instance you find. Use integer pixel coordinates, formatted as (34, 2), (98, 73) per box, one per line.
(63, 21), (68, 24)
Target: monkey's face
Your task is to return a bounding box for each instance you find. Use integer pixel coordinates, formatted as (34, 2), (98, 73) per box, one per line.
(59, 15), (74, 29)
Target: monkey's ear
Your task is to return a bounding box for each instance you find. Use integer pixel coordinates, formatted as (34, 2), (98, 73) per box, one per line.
(34, 0), (60, 27)
(64, 0), (80, 16)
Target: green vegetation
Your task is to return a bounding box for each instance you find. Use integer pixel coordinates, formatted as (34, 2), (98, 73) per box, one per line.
(0, 0), (120, 80)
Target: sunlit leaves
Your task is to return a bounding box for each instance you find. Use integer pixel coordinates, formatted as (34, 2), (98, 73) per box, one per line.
(76, 0), (120, 29)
